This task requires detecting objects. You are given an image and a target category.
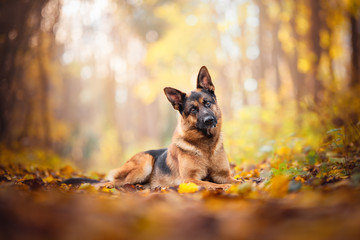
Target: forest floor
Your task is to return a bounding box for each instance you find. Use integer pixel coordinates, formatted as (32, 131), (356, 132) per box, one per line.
(1, 144), (360, 240)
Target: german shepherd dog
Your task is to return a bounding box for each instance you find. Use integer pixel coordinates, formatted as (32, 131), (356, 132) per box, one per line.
(106, 66), (239, 189)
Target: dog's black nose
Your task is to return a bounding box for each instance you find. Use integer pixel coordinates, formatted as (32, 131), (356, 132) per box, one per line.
(204, 116), (215, 126)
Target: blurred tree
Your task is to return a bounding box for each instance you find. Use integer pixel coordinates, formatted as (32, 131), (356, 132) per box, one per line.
(272, 18), (282, 95)
(0, 0), (48, 145)
(350, 1), (360, 88)
(309, 0), (323, 103)
(283, 1), (305, 110)
(0, 0), (61, 148)
(255, 0), (266, 106)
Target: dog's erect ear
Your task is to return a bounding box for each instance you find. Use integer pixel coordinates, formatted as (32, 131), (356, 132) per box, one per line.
(164, 87), (186, 111)
(197, 66), (215, 93)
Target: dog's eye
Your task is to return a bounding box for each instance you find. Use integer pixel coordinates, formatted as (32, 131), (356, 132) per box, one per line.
(204, 101), (211, 108)
(190, 107), (197, 114)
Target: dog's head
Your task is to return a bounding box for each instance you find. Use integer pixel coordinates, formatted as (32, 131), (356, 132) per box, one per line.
(164, 66), (221, 137)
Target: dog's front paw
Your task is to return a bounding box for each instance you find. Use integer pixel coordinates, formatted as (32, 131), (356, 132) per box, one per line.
(103, 181), (115, 189)
(231, 179), (242, 184)
(209, 183), (231, 190)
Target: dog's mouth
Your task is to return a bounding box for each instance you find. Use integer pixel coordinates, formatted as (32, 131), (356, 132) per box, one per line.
(196, 118), (218, 137)
(202, 124), (217, 137)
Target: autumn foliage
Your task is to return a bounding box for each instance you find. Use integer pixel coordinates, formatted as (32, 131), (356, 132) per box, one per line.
(1, 131), (360, 239)
(1, 0), (360, 239)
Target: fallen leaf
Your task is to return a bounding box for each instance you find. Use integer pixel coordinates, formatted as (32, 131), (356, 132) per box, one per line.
(178, 182), (199, 193)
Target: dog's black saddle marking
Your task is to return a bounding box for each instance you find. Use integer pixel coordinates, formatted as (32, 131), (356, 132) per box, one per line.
(145, 148), (171, 175)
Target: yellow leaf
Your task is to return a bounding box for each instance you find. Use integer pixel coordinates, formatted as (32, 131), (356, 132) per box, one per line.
(79, 183), (97, 193)
(100, 186), (115, 193)
(234, 174), (241, 179)
(43, 176), (57, 183)
(19, 174), (35, 181)
(60, 183), (70, 191)
(178, 182), (199, 193)
(226, 182), (252, 195)
(234, 166), (243, 172)
(266, 175), (290, 198)
(295, 176), (305, 183)
(277, 146), (291, 157)
(60, 165), (74, 176)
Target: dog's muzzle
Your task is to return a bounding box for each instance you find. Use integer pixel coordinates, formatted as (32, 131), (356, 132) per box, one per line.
(204, 115), (215, 126)
(202, 115), (217, 129)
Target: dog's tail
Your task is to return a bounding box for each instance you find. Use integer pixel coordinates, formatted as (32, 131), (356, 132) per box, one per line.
(61, 178), (102, 186)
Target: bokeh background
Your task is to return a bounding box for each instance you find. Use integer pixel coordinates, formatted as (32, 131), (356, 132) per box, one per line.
(0, 0), (359, 172)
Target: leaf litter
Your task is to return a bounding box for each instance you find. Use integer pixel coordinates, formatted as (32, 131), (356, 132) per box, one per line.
(0, 143), (360, 240)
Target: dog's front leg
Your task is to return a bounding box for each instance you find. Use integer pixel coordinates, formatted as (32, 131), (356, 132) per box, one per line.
(210, 170), (242, 185)
(178, 156), (232, 189)
(180, 168), (231, 189)
(212, 173), (242, 185)
(183, 178), (230, 190)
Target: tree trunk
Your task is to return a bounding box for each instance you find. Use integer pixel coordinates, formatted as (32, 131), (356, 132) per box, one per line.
(272, 22), (282, 96)
(350, 13), (360, 88)
(310, 0), (323, 103)
(0, 1), (32, 144)
(255, 0), (266, 107)
(37, 33), (52, 149)
(287, 2), (304, 108)
(0, 0), (49, 146)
